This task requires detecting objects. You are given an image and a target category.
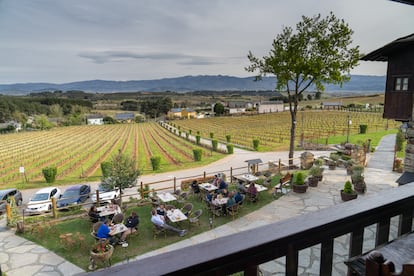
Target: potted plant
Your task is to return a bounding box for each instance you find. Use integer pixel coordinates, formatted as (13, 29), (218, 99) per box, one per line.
(292, 172), (308, 193)
(328, 153), (340, 170)
(341, 180), (358, 201)
(351, 165), (366, 194)
(308, 165), (323, 185)
(89, 239), (114, 270)
(345, 160), (354, 175)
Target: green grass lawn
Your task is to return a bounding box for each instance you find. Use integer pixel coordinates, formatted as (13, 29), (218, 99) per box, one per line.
(19, 179), (285, 271)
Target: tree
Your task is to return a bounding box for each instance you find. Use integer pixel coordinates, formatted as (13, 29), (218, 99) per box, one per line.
(101, 151), (140, 196)
(214, 102), (225, 116)
(246, 12), (359, 165)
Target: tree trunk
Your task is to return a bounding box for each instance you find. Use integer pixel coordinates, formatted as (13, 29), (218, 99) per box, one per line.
(288, 93), (298, 167)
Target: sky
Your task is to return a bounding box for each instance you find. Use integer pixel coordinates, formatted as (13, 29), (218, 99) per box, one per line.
(0, 0), (412, 84)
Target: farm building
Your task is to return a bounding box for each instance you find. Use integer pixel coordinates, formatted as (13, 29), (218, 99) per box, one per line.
(256, 101), (284, 113)
(227, 101), (247, 114)
(322, 102), (343, 110)
(86, 114), (104, 125)
(167, 108), (196, 119)
(361, 33), (414, 185)
(115, 113), (135, 123)
(0, 120), (21, 132)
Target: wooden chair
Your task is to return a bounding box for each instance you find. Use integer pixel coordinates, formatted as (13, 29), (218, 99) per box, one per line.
(92, 221), (103, 233)
(152, 223), (166, 240)
(112, 213), (124, 224)
(177, 192), (188, 205)
(227, 204), (240, 220)
(246, 191), (258, 203)
(273, 173), (292, 195)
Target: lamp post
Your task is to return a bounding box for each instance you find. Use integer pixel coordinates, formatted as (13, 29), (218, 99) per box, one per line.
(346, 114), (352, 143)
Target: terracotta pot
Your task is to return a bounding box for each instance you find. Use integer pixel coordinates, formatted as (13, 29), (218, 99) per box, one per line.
(340, 190), (358, 201)
(89, 244), (114, 270)
(292, 184), (308, 193)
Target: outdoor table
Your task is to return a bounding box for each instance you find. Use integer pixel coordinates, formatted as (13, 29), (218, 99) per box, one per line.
(109, 223), (128, 236)
(157, 192), (177, 203)
(199, 183), (218, 192)
(234, 174), (259, 183)
(166, 209), (187, 223)
(213, 197), (229, 206)
(97, 205), (121, 217)
(245, 183), (268, 192)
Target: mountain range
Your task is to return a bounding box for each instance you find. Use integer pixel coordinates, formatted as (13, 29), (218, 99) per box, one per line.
(0, 75), (385, 95)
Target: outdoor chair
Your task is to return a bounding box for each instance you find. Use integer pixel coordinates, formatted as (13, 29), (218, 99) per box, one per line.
(246, 191), (258, 203)
(209, 201), (222, 218)
(165, 204), (175, 210)
(150, 197), (160, 208)
(188, 209), (202, 227)
(173, 189), (181, 196)
(112, 213), (124, 224)
(181, 202), (193, 217)
(152, 223), (167, 240)
(227, 204), (240, 220)
(92, 221), (103, 233)
(177, 192), (188, 205)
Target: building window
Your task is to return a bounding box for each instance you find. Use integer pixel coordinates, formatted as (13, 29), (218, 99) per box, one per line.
(395, 77), (409, 91)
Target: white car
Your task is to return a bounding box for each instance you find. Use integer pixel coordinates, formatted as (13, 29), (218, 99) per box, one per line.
(91, 184), (120, 203)
(25, 187), (62, 215)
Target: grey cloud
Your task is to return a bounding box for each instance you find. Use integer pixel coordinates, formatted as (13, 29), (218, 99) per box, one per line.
(78, 50), (222, 65)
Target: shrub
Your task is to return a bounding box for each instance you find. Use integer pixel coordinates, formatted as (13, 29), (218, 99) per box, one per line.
(185, 132), (189, 140)
(294, 172), (305, 185)
(396, 129), (404, 152)
(226, 144), (234, 154)
(42, 166), (57, 183)
(210, 132), (214, 139)
(359, 124), (368, 134)
(253, 139), (260, 151)
(226, 135), (231, 143)
(343, 180), (354, 194)
(100, 161), (111, 178)
(193, 148), (203, 161)
(196, 135), (201, 145)
(212, 139), (218, 151)
(309, 165), (322, 177)
(150, 156), (161, 171)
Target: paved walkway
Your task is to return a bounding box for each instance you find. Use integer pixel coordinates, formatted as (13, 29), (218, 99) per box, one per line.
(0, 134), (400, 275)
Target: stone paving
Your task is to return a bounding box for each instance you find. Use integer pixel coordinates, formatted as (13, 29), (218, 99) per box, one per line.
(0, 134), (400, 275)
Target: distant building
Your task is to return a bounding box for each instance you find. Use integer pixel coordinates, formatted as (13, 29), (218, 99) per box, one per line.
(227, 101), (247, 114)
(0, 120), (22, 132)
(167, 108), (196, 119)
(87, 114), (104, 125)
(256, 101), (284, 113)
(322, 102), (343, 110)
(115, 113), (135, 123)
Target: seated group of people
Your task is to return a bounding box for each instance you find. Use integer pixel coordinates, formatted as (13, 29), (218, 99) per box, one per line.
(205, 188), (244, 215)
(151, 207), (187, 237)
(94, 211), (139, 245)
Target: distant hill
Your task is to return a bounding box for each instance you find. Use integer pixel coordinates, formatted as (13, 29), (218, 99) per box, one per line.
(0, 75), (385, 95)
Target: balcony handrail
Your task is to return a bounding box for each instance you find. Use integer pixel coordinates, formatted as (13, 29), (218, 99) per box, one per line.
(87, 183), (414, 276)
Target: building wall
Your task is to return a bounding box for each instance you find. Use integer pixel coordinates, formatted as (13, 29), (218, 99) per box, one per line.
(257, 103), (283, 113)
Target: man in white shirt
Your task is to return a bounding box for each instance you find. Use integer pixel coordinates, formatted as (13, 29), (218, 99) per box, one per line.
(151, 209), (186, 237)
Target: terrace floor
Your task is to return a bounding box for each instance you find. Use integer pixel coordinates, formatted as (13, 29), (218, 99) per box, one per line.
(0, 134), (400, 276)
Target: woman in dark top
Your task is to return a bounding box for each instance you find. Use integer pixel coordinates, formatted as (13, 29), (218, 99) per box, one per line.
(88, 206), (100, 223)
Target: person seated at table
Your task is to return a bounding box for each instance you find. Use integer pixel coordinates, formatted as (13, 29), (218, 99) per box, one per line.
(151, 209), (187, 237)
(247, 182), (258, 202)
(234, 191), (244, 204)
(218, 188), (229, 197)
(224, 192), (236, 215)
(156, 204), (167, 217)
(96, 219), (116, 244)
(237, 180), (247, 194)
(88, 206), (101, 223)
(190, 180), (200, 195)
(118, 211), (139, 244)
(205, 191), (214, 202)
(211, 175), (219, 187)
(217, 179), (228, 194)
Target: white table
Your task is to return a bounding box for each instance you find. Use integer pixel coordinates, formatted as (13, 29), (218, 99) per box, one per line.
(199, 183), (218, 192)
(245, 183), (268, 192)
(97, 205), (121, 217)
(109, 223), (128, 236)
(166, 209), (187, 223)
(213, 197), (229, 206)
(234, 174), (259, 183)
(157, 192), (177, 203)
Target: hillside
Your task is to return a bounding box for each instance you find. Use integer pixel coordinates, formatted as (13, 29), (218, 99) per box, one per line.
(0, 75), (385, 95)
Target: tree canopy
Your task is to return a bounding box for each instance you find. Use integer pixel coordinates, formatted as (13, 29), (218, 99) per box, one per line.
(246, 12), (360, 164)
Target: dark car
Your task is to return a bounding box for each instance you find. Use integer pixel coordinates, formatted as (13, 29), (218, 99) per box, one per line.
(57, 184), (90, 209)
(0, 188), (23, 214)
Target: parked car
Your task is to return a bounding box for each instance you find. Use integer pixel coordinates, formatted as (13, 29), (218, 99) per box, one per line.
(57, 184), (91, 209)
(25, 187), (62, 215)
(91, 184), (120, 203)
(0, 188), (23, 214)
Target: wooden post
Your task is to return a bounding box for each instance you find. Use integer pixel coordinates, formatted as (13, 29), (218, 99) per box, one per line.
(5, 203), (11, 223)
(203, 171), (206, 182)
(140, 181), (144, 199)
(51, 197), (58, 219)
(95, 190), (100, 206)
(230, 167), (233, 184)
(173, 177), (176, 192)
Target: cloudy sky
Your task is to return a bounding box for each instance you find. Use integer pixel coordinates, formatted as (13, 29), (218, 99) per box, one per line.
(0, 0), (412, 84)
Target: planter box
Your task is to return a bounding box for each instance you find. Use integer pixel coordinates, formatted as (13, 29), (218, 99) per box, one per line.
(308, 177), (319, 187)
(340, 190), (358, 201)
(292, 184), (308, 193)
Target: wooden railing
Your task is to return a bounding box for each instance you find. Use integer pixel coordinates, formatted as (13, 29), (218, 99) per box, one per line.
(87, 183), (414, 276)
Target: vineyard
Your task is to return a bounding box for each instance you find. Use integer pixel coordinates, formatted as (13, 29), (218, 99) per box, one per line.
(0, 123), (223, 188)
(169, 110), (400, 151)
